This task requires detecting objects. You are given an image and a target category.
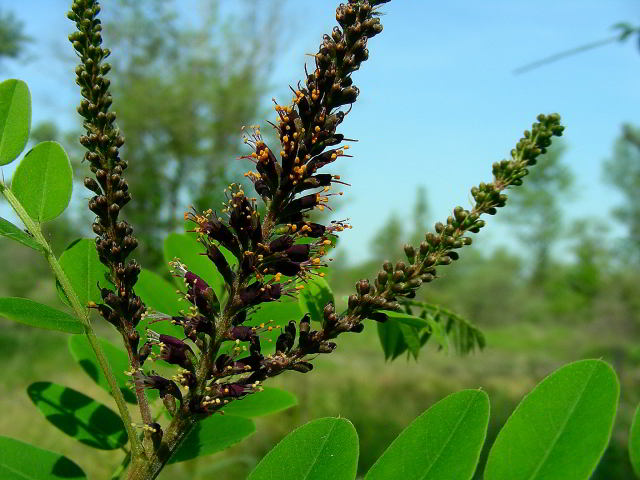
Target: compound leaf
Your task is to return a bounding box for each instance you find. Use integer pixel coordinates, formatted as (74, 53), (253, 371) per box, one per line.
(223, 387), (298, 418)
(0, 297), (83, 334)
(0, 436), (86, 480)
(0, 216), (42, 251)
(170, 415), (256, 463)
(248, 417), (358, 480)
(365, 390), (489, 480)
(27, 382), (128, 450)
(11, 141), (72, 222)
(68, 335), (137, 404)
(0, 79), (30, 165)
(485, 359), (619, 480)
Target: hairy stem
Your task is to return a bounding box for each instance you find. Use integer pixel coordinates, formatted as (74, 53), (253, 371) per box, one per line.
(127, 413), (197, 480)
(0, 183), (142, 459)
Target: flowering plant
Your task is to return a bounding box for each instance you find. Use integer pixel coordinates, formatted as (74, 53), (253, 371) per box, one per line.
(4, 2), (628, 480)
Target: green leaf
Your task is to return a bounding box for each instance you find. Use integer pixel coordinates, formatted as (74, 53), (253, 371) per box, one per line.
(136, 269), (183, 315)
(57, 239), (109, 308)
(223, 388), (297, 418)
(377, 320), (407, 361)
(440, 311), (485, 354)
(629, 403), (640, 478)
(0, 297), (83, 334)
(248, 417), (359, 480)
(378, 310), (430, 329)
(27, 381), (128, 450)
(423, 315), (449, 354)
(135, 269), (184, 338)
(68, 335), (137, 404)
(485, 359), (619, 480)
(0, 216), (42, 251)
(11, 141), (72, 222)
(402, 301), (485, 355)
(245, 296), (302, 355)
(365, 390), (489, 480)
(375, 310), (431, 361)
(299, 276), (334, 323)
(164, 233), (234, 306)
(0, 436), (86, 480)
(399, 323), (421, 360)
(170, 415), (255, 463)
(0, 79), (31, 165)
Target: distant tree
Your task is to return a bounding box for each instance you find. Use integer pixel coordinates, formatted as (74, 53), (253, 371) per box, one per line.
(30, 121), (60, 144)
(501, 142), (573, 284)
(409, 186), (430, 245)
(0, 9), (29, 63)
(369, 187), (430, 261)
(370, 212), (404, 261)
(603, 124), (640, 262)
(70, 0), (285, 267)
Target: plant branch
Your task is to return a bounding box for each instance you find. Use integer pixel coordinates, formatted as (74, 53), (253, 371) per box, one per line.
(0, 183), (142, 459)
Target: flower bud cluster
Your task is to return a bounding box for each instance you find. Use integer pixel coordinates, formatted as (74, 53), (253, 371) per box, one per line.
(68, 0), (144, 345)
(242, 0), (387, 226)
(343, 114), (565, 324)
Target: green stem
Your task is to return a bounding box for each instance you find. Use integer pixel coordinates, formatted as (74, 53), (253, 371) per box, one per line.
(0, 183), (143, 459)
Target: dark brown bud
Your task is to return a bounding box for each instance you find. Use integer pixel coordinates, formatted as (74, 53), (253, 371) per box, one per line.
(290, 362), (313, 373)
(344, 295), (360, 313)
(356, 279), (370, 295)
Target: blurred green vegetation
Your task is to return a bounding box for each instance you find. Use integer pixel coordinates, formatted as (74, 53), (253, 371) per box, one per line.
(1, 2), (640, 479)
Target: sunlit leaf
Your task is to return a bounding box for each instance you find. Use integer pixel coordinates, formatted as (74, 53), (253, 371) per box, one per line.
(248, 417), (358, 480)
(0, 216), (42, 251)
(11, 141), (72, 222)
(485, 359), (619, 480)
(0, 436), (86, 480)
(0, 297), (83, 334)
(365, 390), (489, 480)
(223, 388), (297, 418)
(299, 276), (334, 323)
(170, 415), (255, 463)
(135, 269), (184, 338)
(27, 382), (128, 450)
(57, 239), (109, 308)
(68, 335), (137, 404)
(0, 79), (30, 165)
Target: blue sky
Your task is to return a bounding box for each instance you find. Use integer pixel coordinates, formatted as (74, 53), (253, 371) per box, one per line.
(1, 0), (639, 264)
